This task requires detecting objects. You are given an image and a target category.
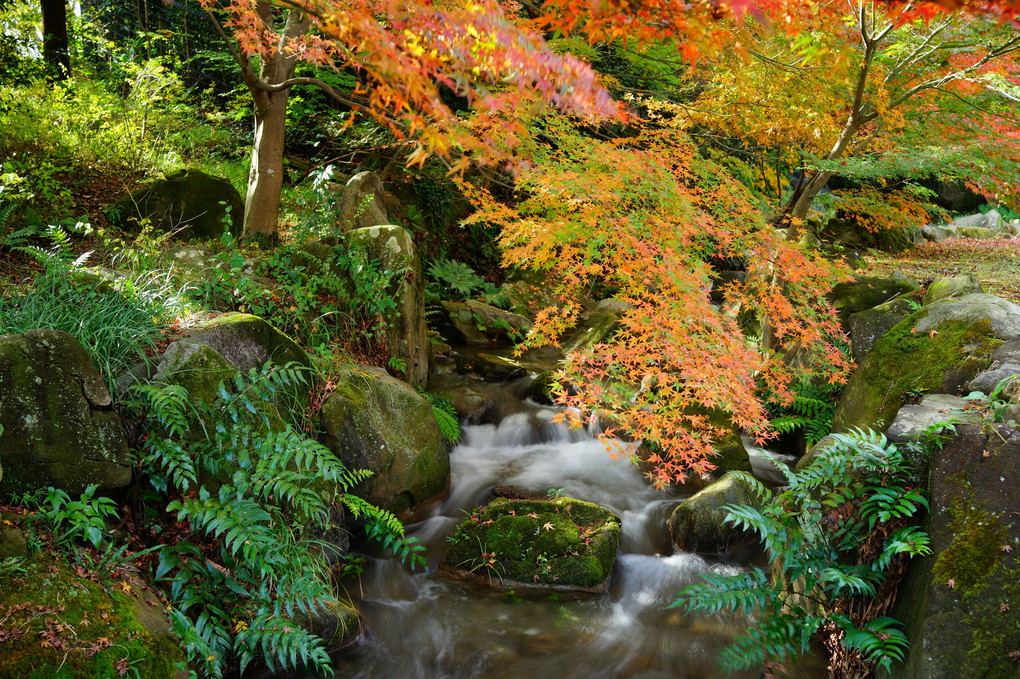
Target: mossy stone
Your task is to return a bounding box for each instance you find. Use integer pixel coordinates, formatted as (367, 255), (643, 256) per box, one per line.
(110, 168), (242, 240)
(668, 472), (759, 554)
(0, 554), (184, 679)
(561, 298), (631, 355)
(442, 497), (621, 591)
(0, 330), (131, 500)
(922, 274), (983, 306)
(344, 225), (428, 388)
(439, 299), (532, 348)
(891, 424), (1020, 679)
(848, 297), (915, 363)
(832, 301), (1010, 433)
(318, 366), (450, 514)
(828, 274), (920, 327)
(187, 312), (310, 373)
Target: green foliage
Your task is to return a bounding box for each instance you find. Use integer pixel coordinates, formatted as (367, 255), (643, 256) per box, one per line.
(426, 392), (462, 444)
(133, 365), (424, 678)
(21, 485), (119, 550)
(766, 377), (841, 447)
(674, 429), (931, 675)
(0, 230), (185, 393)
(426, 257), (509, 307)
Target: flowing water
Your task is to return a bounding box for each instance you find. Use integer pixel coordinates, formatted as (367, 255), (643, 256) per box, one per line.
(314, 386), (824, 679)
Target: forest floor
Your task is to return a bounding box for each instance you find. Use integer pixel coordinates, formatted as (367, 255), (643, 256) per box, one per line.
(867, 235), (1020, 303)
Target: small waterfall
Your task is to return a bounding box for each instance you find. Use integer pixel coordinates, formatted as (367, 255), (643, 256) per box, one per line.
(316, 372), (825, 679)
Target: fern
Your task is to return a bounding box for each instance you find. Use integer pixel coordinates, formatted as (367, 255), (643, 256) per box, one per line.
(674, 429), (930, 675)
(426, 391), (462, 444)
(767, 378), (841, 446)
(133, 365), (425, 678)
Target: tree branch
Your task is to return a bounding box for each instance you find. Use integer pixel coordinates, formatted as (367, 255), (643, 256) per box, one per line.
(204, 8), (259, 90)
(253, 76), (361, 108)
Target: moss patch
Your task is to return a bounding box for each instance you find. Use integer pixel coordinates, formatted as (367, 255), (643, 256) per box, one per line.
(442, 497), (621, 591)
(0, 554), (182, 679)
(833, 311), (1002, 432)
(932, 478), (1009, 596)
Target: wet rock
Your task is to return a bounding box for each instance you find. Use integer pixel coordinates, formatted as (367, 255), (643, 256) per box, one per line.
(668, 472), (760, 555)
(922, 274), (983, 306)
(968, 365), (1020, 395)
(110, 168), (242, 240)
(0, 553), (184, 679)
(848, 297), (915, 363)
(318, 366), (450, 515)
(891, 424), (1020, 679)
(526, 371), (559, 405)
(828, 274), (920, 326)
(439, 300), (532, 347)
(345, 225), (428, 388)
(442, 496), (621, 592)
(561, 299), (631, 355)
(832, 295), (1019, 433)
(794, 435), (839, 473)
(0, 330), (131, 498)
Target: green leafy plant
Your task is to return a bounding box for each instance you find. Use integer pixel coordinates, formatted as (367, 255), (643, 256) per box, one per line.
(673, 429), (931, 676)
(767, 377), (841, 447)
(427, 258), (509, 308)
(425, 391), (461, 444)
(133, 364), (425, 678)
(21, 484), (119, 549)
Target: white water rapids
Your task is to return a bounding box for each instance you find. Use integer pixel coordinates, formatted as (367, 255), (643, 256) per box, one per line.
(301, 401), (824, 678)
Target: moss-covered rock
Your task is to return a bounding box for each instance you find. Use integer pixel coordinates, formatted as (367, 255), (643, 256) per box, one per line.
(439, 300), (532, 347)
(442, 497), (621, 592)
(848, 297), (915, 363)
(561, 298), (631, 355)
(318, 366), (450, 514)
(332, 171), (390, 232)
(344, 225), (428, 388)
(110, 168), (242, 240)
(922, 274), (983, 306)
(668, 472), (760, 555)
(0, 553), (184, 679)
(832, 296), (1018, 433)
(891, 424), (1020, 679)
(526, 371), (558, 405)
(0, 330), (131, 499)
(451, 351), (527, 382)
(185, 312), (310, 373)
(827, 274), (920, 327)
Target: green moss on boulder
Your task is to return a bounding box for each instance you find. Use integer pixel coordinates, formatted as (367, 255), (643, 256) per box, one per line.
(0, 554), (183, 679)
(828, 274), (920, 326)
(110, 168), (242, 240)
(832, 296), (1018, 433)
(442, 497), (621, 591)
(0, 330), (131, 499)
(318, 366), (450, 514)
(922, 274), (983, 306)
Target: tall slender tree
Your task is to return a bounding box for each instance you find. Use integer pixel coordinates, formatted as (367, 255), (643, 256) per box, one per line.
(40, 0), (69, 79)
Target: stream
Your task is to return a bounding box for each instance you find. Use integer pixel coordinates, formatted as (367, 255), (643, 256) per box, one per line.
(314, 377), (825, 679)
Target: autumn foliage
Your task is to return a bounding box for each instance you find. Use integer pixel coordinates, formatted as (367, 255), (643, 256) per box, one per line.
(463, 111), (851, 486)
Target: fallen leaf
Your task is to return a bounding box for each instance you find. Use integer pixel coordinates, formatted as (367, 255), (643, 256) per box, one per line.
(542, 522), (555, 531)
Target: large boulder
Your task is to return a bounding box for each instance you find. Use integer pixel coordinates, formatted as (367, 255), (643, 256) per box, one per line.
(318, 366), (450, 514)
(967, 337), (1020, 396)
(828, 274), (920, 327)
(0, 330), (131, 498)
(334, 171), (390, 231)
(892, 424), (1020, 679)
(0, 554), (184, 679)
(848, 298), (915, 363)
(668, 472), (760, 555)
(345, 225), (428, 388)
(832, 295), (1020, 433)
(442, 497), (621, 592)
(922, 274), (983, 306)
(111, 169), (242, 240)
(439, 299), (532, 347)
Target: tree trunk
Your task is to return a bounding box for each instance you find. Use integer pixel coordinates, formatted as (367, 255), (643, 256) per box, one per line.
(238, 6), (310, 238)
(244, 88), (290, 237)
(41, 0), (70, 80)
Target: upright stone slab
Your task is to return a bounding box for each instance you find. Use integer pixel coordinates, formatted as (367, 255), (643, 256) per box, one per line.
(0, 330), (131, 498)
(335, 171), (390, 231)
(344, 225), (428, 388)
(892, 424), (1020, 679)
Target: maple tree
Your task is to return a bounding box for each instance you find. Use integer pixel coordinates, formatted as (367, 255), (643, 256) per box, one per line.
(672, 1), (1020, 238)
(461, 109), (851, 487)
(200, 0), (622, 237)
